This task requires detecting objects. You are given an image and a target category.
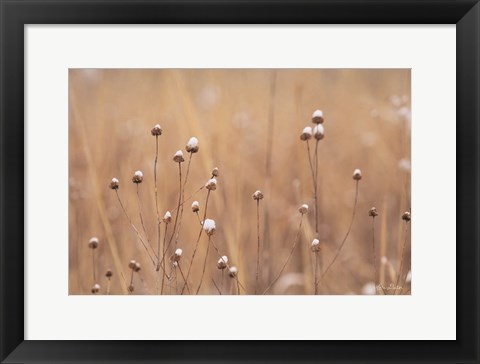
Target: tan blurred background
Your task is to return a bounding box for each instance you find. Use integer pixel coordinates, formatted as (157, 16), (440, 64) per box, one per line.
(69, 69), (411, 295)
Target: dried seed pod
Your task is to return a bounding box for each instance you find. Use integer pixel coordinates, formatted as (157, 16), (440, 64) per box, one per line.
(163, 211), (172, 224)
(313, 124), (324, 140)
(186, 137), (199, 153)
(402, 211), (411, 222)
(151, 124), (162, 136)
(368, 207), (378, 217)
(173, 248), (183, 262)
(298, 204), (309, 214)
(105, 269), (113, 278)
(228, 266), (238, 278)
(109, 177), (119, 190)
(300, 126), (313, 141)
(173, 150), (185, 163)
(217, 255), (228, 270)
(252, 190), (264, 201)
(132, 171), (143, 184)
(205, 178), (217, 191)
(312, 109), (324, 124)
(211, 167), (219, 177)
(203, 218), (216, 236)
(134, 262), (141, 272)
(191, 201), (200, 213)
(88, 237), (99, 249)
(128, 260), (137, 269)
(311, 238), (321, 253)
(353, 169), (362, 181)
(128, 285), (135, 293)
(91, 284), (100, 294)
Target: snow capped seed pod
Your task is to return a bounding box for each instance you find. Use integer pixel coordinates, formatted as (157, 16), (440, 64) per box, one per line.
(361, 282), (376, 295)
(128, 260), (137, 269)
(300, 126), (313, 141)
(405, 270), (412, 283)
(163, 211), (172, 224)
(191, 201), (200, 213)
(313, 124), (324, 140)
(91, 284), (100, 294)
(353, 169), (362, 181)
(369, 207), (378, 217)
(252, 190), (264, 200)
(151, 124), (162, 136)
(298, 204), (309, 214)
(211, 167), (219, 177)
(105, 269), (113, 278)
(203, 218), (216, 236)
(173, 248), (183, 262)
(312, 109), (324, 124)
(173, 150), (185, 163)
(109, 177), (119, 190)
(311, 238), (321, 252)
(217, 255), (228, 270)
(88, 237), (99, 249)
(228, 266), (238, 278)
(186, 137), (199, 153)
(402, 211), (411, 222)
(132, 170), (143, 184)
(134, 262), (141, 272)
(205, 178), (217, 191)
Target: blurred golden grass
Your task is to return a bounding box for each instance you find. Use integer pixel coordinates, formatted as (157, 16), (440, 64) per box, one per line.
(69, 69), (411, 295)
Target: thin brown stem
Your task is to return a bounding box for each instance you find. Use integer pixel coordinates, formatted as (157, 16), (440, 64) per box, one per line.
(211, 278), (221, 294)
(181, 189), (211, 294)
(314, 140), (320, 235)
(196, 235), (211, 294)
(154, 135), (162, 292)
(220, 269), (224, 295)
(314, 252), (318, 295)
(91, 249), (96, 283)
(168, 162), (183, 252)
(136, 184), (155, 256)
(171, 186), (204, 213)
(106, 278), (111, 295)
(394, 221), (410, 295)
(129, 268), (134, 286)
(321, 180), (359, 280)
(115, 190), (156, 267)
(173, 152), (193, 250)
(255, 199), (261, 294)
(372, 217), (378, 295)
(177, 262), (190, 294)
(262, 215), (304, 295)
(161, 223), (168, 295)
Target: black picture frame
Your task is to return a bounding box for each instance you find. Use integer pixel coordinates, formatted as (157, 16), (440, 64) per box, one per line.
(1, 1), (478, 363)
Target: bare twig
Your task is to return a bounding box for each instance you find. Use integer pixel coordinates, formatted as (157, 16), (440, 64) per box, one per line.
(321, 180), (359, 280)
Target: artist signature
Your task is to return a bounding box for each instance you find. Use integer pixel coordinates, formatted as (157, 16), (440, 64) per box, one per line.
(377, 283), (403, 290)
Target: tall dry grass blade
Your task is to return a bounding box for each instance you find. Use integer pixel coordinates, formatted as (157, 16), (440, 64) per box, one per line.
(263, 71), (278, 284)
(70, 90), (127, 293)
(255, 199), (261, 294)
